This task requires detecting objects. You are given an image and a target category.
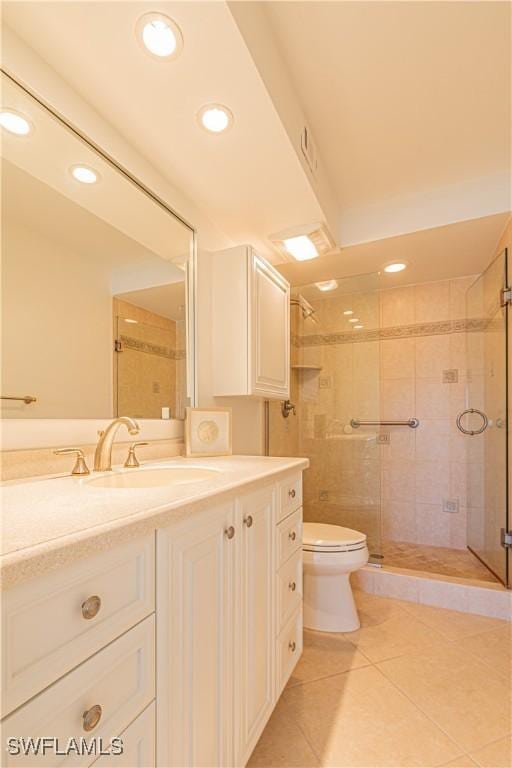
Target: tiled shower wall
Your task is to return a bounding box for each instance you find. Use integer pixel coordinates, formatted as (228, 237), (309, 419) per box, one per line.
(270, 275), (477, 552)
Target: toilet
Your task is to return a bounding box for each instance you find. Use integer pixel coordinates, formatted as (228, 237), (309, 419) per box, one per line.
(302, 522), (369, 633)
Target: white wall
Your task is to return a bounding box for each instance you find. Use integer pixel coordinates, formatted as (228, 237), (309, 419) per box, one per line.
(1, 218), (113, 419)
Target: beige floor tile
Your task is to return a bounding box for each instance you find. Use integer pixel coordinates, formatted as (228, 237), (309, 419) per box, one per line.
(378, 644), (511, 753)
(353, 589), (409, 627)
(470, 736), (512, 768)
(247, 699), (320, 767)
(283, 665), (461, 767)
(345, 609), (448, 663)
(441, 756), (477, 767)
(399, 601), (509, 641)
(287, 629), (370, 688)
(454, 626), (511, 683)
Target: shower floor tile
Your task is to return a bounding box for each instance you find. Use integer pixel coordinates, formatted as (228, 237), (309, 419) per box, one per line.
(381, 540), (500, 583)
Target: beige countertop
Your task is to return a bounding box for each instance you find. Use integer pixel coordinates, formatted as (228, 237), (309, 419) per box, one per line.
(1, 455), (308, 589)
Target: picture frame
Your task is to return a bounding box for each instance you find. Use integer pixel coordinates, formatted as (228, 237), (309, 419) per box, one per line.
(185, 407), (232, 457)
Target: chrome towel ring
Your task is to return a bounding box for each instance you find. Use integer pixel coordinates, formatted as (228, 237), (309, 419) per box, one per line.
(456, 408), (489, 436)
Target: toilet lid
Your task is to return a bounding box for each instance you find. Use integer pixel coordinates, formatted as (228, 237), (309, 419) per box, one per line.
(303, 522), (366, 551)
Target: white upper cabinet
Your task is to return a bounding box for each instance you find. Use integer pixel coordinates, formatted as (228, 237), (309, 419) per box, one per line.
(212, 246), (290, 399)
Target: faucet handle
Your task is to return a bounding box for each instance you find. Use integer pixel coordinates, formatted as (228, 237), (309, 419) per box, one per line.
(54, 448), (90, 476)
(124, 442), (149, 468)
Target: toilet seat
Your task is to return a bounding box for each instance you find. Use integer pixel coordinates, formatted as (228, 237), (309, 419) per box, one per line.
(303, 522), (367, 553)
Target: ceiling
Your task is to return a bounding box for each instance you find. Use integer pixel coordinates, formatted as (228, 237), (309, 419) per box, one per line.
(2, 1), (511, 283)
(261, 1), (511, 246)
(117, 283), (185, 323)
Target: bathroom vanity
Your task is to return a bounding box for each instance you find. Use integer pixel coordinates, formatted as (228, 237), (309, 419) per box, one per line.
(1, 457), (307, 767)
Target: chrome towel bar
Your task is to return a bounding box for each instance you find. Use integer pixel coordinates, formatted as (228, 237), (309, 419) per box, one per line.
(1, 395), (37, 404)
(350, 418), (419, 429)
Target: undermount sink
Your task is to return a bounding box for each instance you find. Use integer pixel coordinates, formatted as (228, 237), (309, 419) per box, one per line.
(87, 467), (219, 489)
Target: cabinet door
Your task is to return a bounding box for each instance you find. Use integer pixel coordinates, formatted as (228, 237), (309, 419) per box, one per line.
(157, 503), (236, 768)
(235, 486), (275, 765)
(250, 252), (290, 399)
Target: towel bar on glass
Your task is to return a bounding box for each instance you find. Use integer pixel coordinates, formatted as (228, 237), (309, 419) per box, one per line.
(350, 418), (419, 429)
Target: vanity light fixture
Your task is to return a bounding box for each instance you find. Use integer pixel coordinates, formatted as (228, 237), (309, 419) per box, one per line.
(348, 317), (359, 323)
(0, 109), (32, 136)
(124, 318), (138, 324)
(283, 235), (319, 262)
(137, 12), (183, 60)
(198, 104), (233, 134)
(354, 324), (364, 329)
(343, 310), (354, 315)
(384, 261), (407, 273)
(70, 165), (99, 185)
(316, 280), (338, 292)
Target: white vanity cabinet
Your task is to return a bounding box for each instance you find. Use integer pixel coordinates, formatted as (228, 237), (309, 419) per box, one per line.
(211, 246), (290, 399)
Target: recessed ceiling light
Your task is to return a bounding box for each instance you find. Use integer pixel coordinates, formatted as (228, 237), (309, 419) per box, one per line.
(354, 325), (364, 329)
(384, 262), (407, 273)
(124, 318), (138, 324)
(137, 12), (183, 59)
(316, 280), (338, 292)
(0, 109), (32, 136)
(343, 310), (354, 316)
(349, 318), (360, 323)
(198, 104), (233, 134)
(70, 165), (99, 184)
(283, 235), (319, 261)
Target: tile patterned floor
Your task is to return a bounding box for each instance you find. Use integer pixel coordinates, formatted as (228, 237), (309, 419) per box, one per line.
(248, 592), (511, 768)
(380, 541), (500, 584)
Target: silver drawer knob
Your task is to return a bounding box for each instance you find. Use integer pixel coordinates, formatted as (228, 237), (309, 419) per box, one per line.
(289, 530), (297, 541)
(289, 641), (296, 653)
(244, 515), (253, 528)
(289, 581), (296, 592)
(225, 526), (235, 540)
(83, 704), (102, 732)
(288, 489), (296, 499)
(81, 595), (101, 620)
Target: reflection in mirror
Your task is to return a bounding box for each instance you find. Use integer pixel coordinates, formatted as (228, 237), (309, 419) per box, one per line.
(1, 73), (194, 420)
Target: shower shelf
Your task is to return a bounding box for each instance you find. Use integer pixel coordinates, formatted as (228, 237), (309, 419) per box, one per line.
(291, 364), (323, 372)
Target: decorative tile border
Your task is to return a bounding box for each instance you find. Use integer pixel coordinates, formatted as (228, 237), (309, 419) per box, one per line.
(296, 317), (487, 347)
(120, 334), (185, 360)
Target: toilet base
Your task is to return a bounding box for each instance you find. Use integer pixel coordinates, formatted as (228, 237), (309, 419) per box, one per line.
(303, 570), (360, 633)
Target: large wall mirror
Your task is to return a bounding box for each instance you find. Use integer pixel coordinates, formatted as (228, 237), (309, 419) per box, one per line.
(1, 72), (195, 421)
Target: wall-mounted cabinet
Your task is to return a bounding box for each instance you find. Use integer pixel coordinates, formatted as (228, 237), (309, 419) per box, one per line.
(212, 246), (290, 400)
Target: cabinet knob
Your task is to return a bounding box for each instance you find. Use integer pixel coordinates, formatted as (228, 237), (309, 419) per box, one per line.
(289, 641), (297, 653)
(289, 581), (297, 592)
(81, 595), (101, 620)
(83, 704), (102, 732)
(225, 526), (235, 540)
(288, 489), (296, 499)
(289, 530), (297, 542)
(244, 515), (253, 528)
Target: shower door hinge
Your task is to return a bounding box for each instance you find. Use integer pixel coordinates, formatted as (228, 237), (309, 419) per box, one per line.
(500, 287), (512, 307)
(501, 528), (512, 548)
(114, 339), (123, 352)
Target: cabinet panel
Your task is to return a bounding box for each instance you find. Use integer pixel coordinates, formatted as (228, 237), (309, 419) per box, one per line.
(235, 486), (275, 765)
(157, 503), (236, 768)
(93, 702), (155, 768)
(251, 254), (290, 399)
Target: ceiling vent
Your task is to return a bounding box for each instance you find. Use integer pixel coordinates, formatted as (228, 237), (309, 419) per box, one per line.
(300, 125), (317, 175)
(269, 222), (336, 262)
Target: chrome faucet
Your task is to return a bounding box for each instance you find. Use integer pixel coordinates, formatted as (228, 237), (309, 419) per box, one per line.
(94, 417), (140, 471)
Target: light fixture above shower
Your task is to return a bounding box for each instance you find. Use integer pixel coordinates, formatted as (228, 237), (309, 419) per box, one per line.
(269, 221), (336, 262)
(316, 280), (338, 292)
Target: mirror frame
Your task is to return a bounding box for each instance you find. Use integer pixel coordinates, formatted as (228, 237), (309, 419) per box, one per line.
(1, 68), (198, 417)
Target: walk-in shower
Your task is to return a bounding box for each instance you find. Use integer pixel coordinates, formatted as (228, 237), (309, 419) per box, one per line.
(267, 255), (510, 587)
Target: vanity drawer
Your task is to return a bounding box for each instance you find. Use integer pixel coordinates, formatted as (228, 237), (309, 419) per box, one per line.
(2, 535), (155, 717)
(277, 608), (302, 697)
(277, 549), (302, 631)
(92, 701), (155, 768)
(278, 473), (302, 522)
(276, 508), (302, 569)
(1, 616), (155, 768)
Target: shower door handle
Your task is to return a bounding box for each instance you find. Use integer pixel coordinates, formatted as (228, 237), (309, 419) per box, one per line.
(456, 408), (489, 436)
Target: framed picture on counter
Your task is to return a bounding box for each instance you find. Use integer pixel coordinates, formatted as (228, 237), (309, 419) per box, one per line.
(185, 407), (232, 457)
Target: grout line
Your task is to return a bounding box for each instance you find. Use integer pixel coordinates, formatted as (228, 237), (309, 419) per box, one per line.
(285, 660), (373, 690)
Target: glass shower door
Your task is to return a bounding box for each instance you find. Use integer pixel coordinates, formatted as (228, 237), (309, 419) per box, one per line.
(268, 272), (383, 558)
(464, 249), (509, 586)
